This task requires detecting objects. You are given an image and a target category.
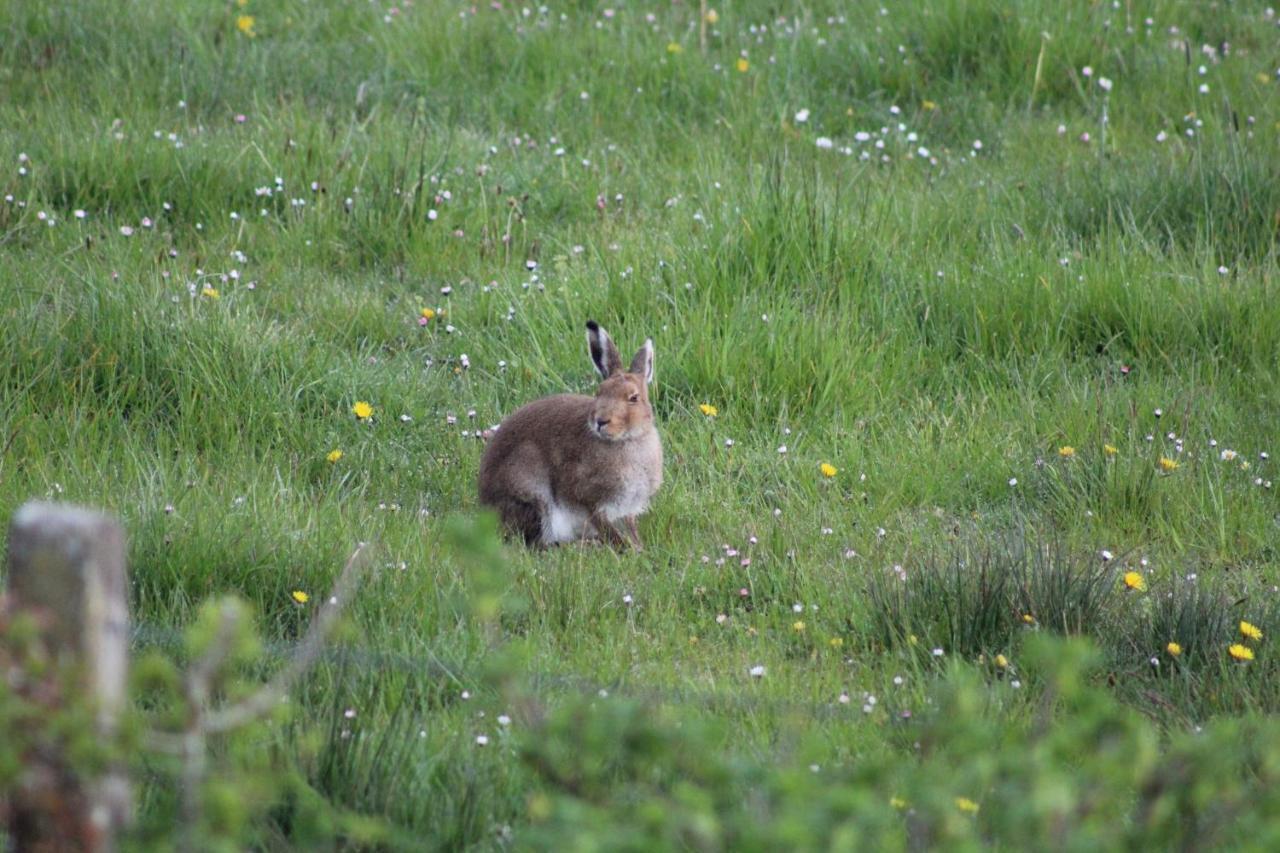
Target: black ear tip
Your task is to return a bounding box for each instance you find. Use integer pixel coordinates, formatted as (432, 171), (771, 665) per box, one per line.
(585, 320), (599, 332)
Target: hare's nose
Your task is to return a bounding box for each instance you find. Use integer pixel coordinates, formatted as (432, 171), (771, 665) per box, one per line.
(596, 418), (610, 430)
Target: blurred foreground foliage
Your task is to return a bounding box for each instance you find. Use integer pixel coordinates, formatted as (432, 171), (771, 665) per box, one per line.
(6, 522), (1280, 849)
(521, 636), (1280, 851)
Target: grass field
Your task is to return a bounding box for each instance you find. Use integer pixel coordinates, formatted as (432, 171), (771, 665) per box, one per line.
(3, 0), (1280, 847)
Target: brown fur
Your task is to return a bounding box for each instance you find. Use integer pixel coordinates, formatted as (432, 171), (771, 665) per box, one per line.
(477, 323), (662, 549)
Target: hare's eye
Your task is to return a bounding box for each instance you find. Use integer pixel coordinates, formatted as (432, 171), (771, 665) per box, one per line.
(628, 393), (640, 404)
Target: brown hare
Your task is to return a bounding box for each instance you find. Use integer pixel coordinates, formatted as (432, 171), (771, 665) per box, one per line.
(478, 321), (662, 550)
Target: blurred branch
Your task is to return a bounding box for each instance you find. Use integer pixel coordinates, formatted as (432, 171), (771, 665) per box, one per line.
(204, 542), (369, 733)
(143, 542), (370, 852)
(699, 0), (707, 54)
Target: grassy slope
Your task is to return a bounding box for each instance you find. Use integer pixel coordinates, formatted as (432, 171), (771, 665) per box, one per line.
(2, 0), (1279, 845)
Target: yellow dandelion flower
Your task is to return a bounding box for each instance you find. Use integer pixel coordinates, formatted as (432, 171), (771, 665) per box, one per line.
(922, 100), (938, 111)
(1058, 446), (1076, 459)
(352, 401), (373, 420)
(666, 42), (683, 54)
(792, 621), (806, 632)
(820, 462), (838, 478)
(326, 449), (343, 463)
(1104, 444), (1118, 456)
(291, 590), (309, 604)
(889, 796), (908, 810)
(1240, 621), (1263, 642)
(994, 654), (1009, 669)
(908, 634), (918, 645)
(699, 403), (718, 417)
(528, 792), (553, 821)
(736, 58), (749, 73)
(1123, 571), (1146, 592)
(829, 637), (843, 648)
(201, 286), (220, 299)
(703, 9), (719, 24)
(421, 307), (436, 320)
(1022, 613), (1037, 625)
(1166, 642), (1182, 657)
(955, 797), (980, 814)
(1229, 643), (1254, 662)
(1159, 456), (1180, 472)
(236, 15), (256, 37)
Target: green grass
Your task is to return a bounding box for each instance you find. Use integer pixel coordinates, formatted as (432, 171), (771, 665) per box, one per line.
(2, 0), (1280, 847)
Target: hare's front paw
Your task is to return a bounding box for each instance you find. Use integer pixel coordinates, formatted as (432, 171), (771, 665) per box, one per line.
(588, 511), (638, 551)
(622, 516), (644, 552)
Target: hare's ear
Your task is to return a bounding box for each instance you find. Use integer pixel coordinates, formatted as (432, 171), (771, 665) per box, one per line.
(586, 320), (623, 379)
(629, 339), (655, 385)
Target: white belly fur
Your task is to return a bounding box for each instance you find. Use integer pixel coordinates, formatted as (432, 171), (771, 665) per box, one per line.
(598, 476), (652, 522)
(542, 500), (590, 545)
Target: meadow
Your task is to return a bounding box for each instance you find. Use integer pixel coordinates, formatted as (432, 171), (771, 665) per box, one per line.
(2, 0), (1280, 847)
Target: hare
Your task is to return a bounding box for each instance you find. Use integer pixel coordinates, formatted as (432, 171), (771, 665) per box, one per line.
(478, 321), (662, 550)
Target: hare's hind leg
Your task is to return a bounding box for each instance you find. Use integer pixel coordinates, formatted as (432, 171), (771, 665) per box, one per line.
(497, 496), (545, 547)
